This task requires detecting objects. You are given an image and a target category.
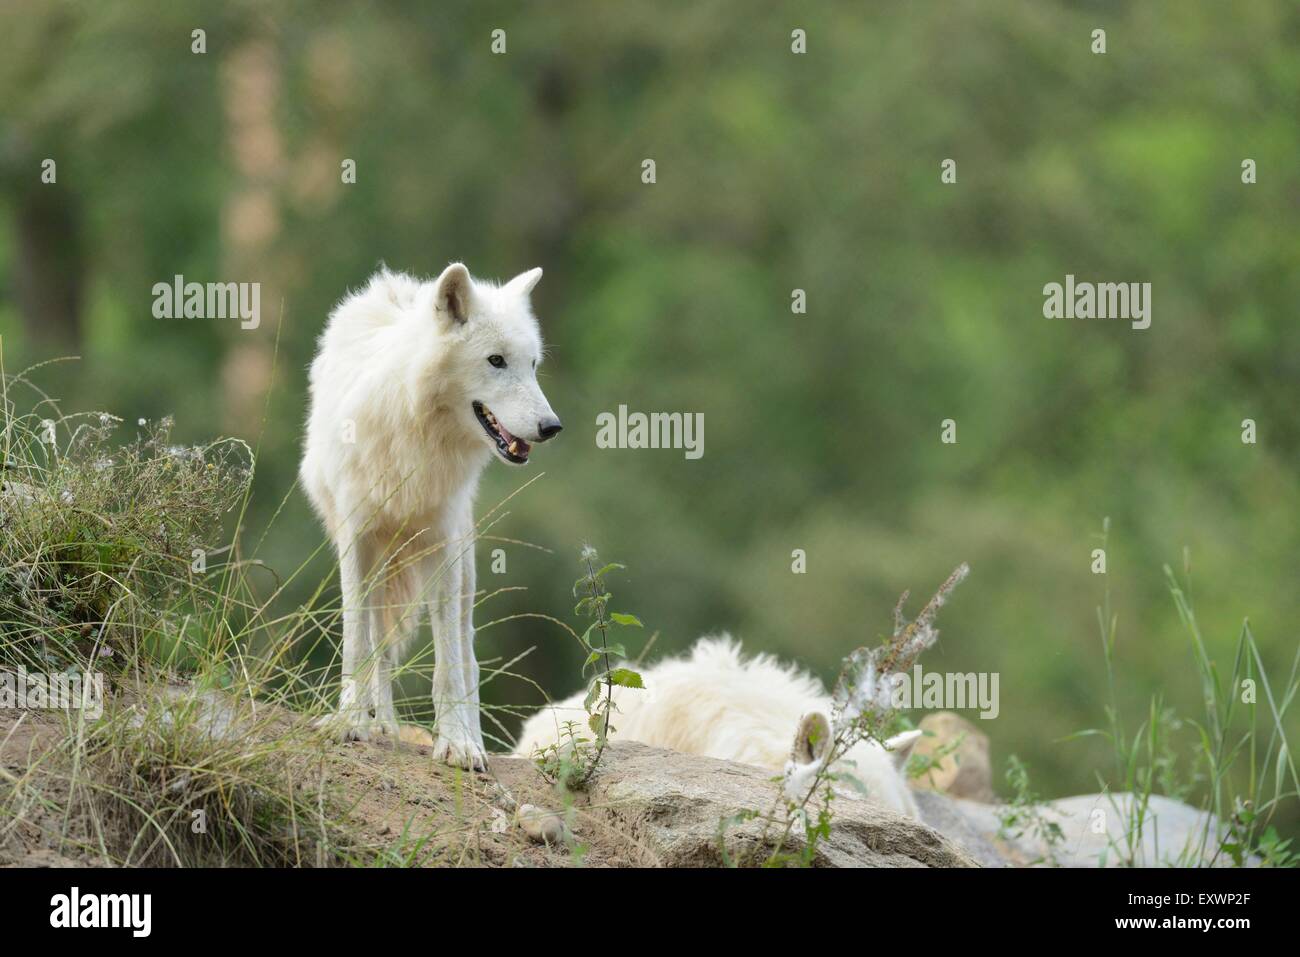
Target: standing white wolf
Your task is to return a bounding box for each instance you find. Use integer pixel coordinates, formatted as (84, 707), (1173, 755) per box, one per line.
(301, 263), (561, 769)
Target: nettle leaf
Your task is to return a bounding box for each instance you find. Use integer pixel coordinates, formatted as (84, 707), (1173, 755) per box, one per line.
(583, 682), (603, 713)
(589, 712), (609, 736)
(608, 668), (645, 689)
(584, 650), (601, 668)
(609, 612), (642, 627)
(594, 563), (625, 579)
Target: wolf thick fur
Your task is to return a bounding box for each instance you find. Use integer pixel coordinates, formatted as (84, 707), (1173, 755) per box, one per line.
(514, 637), (922, 817)
(302, 263), (560, 769)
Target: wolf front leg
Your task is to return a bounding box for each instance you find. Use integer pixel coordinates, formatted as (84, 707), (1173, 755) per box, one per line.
(428, 539), (487, 770)
(456, 520), (484, 751)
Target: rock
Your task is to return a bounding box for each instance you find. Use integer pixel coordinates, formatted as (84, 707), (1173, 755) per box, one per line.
(128, 685), (249, 740)
(516, 803), (567, 845)
(915, 790), (1238, 867)
(910, 711), (994, 802)
(577, 743), (1233, 868)
(0, 480), (39, 510)
(912, 790), (1008, 866)
(584, 742), (979, 867)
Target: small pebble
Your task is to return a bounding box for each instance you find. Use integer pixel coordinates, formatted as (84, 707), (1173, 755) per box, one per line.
(516, 803), (566, 845)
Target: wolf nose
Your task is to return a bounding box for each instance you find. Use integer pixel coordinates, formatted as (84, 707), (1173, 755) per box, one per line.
(537, 418), (563, 441)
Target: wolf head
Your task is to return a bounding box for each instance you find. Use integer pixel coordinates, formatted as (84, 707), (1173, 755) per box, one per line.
(428, 262), (562, 466)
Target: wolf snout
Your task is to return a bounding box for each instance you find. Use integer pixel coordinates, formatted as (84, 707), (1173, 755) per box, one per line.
(536, 417), (563, 441)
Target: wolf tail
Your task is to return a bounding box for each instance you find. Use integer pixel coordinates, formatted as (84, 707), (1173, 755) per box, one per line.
(372, 557), (424, 663)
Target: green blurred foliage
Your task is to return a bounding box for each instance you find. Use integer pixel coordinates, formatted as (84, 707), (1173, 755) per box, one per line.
(1, 1), (1296, 819)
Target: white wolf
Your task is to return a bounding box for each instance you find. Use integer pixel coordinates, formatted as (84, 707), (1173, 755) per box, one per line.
(514, 637), (923, 817)
(301, 263), (561, 769)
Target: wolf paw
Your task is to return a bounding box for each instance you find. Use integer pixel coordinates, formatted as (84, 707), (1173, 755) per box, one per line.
(432, 733), (488, 771)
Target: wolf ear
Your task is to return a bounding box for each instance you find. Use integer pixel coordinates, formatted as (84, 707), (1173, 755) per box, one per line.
(791, 711), (833, 765)
(884, 729), (923, 769)
(433, 262), (474, 326)
(505, 266), (543, 297)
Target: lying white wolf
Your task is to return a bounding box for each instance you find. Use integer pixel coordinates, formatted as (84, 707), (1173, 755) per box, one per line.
(302, 263), (562, 769)
(514, 637), (923, 817)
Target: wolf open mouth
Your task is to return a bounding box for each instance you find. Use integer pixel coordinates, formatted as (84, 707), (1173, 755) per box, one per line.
(473, 401), (530, 464)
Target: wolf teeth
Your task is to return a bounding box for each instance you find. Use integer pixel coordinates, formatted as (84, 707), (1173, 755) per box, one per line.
(507, 440), (519, 455)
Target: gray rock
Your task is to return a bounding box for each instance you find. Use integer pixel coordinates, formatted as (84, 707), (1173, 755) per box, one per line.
(912, 789), (1009, 866)
(916, 790), (1238, 867)
(127, 684), (251, 741)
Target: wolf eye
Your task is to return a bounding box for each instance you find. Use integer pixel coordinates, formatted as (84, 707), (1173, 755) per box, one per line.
(487, 355), (506, 368)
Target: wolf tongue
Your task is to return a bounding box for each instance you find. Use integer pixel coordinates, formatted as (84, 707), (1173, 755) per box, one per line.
(494, 420), (529, 457)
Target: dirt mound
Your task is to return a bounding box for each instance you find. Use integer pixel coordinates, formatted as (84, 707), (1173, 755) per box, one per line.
(0, 695), (973, 867)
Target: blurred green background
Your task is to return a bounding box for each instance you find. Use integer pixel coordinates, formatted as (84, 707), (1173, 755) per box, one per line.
(1, 1), (1297, 815)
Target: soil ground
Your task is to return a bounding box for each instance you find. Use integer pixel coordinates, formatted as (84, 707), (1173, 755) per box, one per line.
(0, 704), (650, 868)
